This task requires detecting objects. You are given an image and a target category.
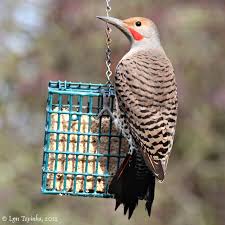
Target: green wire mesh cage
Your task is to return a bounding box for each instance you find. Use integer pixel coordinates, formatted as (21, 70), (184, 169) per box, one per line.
(41, 81), (128, 198)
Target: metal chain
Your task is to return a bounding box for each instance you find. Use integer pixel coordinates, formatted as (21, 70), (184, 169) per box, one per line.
(105, 0), (112, 84)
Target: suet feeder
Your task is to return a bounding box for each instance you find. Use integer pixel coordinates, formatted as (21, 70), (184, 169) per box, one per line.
(41, 81), (128, 198)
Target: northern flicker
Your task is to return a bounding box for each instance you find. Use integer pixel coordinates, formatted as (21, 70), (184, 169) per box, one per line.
(97, 16), (178, 219)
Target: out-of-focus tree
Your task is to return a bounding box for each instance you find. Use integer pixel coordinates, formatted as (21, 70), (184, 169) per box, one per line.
(0, 1), (224, 225)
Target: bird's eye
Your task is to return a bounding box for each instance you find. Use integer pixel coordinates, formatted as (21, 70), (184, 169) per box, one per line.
(135, 21), (142, 27)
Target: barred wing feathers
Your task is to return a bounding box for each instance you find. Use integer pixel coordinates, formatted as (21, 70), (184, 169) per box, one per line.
(115, 50), (178, 181)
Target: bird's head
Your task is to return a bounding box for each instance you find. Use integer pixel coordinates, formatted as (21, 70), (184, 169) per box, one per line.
(97, 16), (161, 49)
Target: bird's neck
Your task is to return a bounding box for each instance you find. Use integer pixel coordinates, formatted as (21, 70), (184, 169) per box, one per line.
(131, 35), (163, 52)
(122, 37), (164, 60)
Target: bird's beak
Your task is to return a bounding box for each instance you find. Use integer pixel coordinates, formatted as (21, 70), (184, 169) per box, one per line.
(96, 16), (132, 41)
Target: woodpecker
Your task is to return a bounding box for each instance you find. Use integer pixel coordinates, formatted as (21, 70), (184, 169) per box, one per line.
(97, 16), (178, 219)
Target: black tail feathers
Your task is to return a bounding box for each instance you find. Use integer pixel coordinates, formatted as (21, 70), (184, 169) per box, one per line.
(145, 177), (155, 216)
(108, 152), (155, 219)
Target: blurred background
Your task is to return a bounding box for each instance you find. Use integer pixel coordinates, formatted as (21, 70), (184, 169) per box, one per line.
(0, 0), (225, 225)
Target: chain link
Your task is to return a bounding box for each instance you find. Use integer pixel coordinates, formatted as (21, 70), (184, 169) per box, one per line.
(105, 0), (112, 84)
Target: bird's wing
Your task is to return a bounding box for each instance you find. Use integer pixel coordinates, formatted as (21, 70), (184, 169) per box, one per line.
(115, 50), (178, 181)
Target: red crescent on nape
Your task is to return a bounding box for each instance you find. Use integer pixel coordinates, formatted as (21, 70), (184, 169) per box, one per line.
(128, 28), (144, 41)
